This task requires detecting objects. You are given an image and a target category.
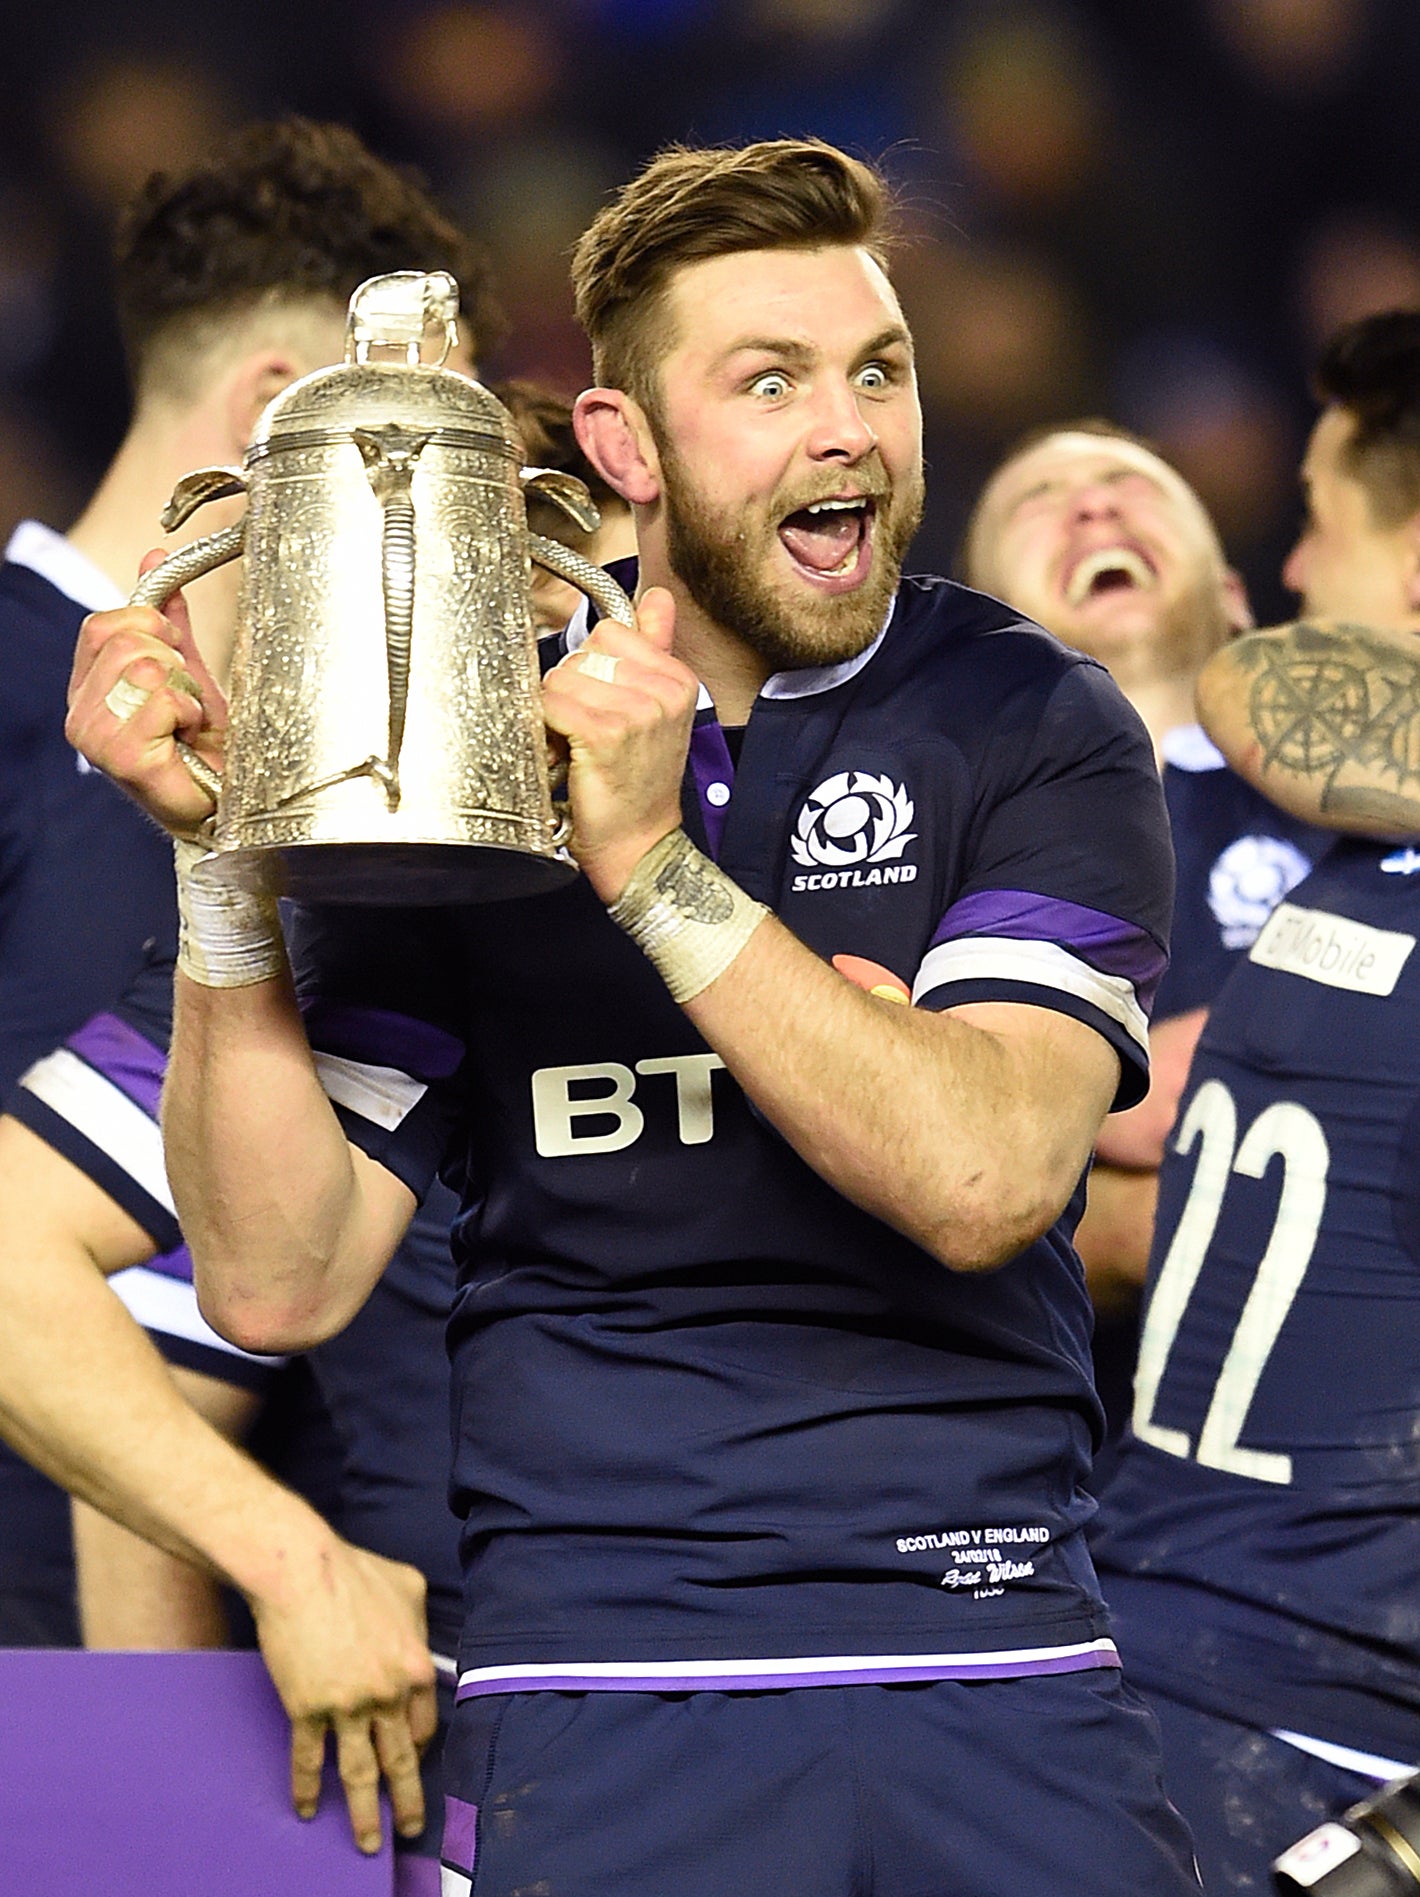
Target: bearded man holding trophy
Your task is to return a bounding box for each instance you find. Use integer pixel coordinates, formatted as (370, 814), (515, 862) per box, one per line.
(70, 138), (1200, 1896)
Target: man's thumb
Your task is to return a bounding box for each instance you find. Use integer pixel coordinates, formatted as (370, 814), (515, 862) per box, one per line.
(636, 585), (677, 652)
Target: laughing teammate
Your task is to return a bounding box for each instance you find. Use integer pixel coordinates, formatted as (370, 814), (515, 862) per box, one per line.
(71, 140), (1197, 1894)
(965, 426), (1327, 1432)
(1088, 312), (1420, 1888)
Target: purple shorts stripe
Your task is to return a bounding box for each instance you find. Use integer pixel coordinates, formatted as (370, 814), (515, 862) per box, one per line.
(66, 1012), (166, 1118)
(300, 1001), (464, 1081)
(688, 721), (735, 859)
(441, 1793), (479, 1875)
(455, 1644), (1120, 1701)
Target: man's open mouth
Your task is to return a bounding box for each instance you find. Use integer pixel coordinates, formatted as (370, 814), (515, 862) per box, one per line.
(777, 496), (877, 587)
(1063, 546), (1156, 607)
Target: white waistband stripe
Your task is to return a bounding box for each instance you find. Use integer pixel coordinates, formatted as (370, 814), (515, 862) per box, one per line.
(457, 1638), (1120, 1696)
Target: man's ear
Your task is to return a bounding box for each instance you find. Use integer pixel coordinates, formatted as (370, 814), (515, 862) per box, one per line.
(1222, 567), (1254, 635)
(573, 388), (661, 507)
(223, 348), (303, 458)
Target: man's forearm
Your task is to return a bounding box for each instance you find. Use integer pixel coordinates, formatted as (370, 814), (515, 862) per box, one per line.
(165, 970), (409, 1351)
(0, 1219), (350, 1604)
(680, 912), (1117, 1271)
(1198, 619), (1420, 834)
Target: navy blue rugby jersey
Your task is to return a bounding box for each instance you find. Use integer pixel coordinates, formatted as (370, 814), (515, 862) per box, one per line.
(5, 937), (467, 1658)
(1153, 722), (1328, 1022)
(287, 573), (1173, 1694)
(1092, 837), (1420, 1761)
(0, 525), (177, 1098)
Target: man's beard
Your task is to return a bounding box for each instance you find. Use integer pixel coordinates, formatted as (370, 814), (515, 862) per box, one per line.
(659, 444), (925, 674)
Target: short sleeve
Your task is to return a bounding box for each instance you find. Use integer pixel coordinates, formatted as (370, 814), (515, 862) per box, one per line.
(6, 946), (284, 1387)
(911, 659), (1173, 1110)
(286, 899), (470, 1202)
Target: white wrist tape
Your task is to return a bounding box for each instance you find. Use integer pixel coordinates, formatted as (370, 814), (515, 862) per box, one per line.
(173, 839), (286, 989)
(607, 828), (768, 1003)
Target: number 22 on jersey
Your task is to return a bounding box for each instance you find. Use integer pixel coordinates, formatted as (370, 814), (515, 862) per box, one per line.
(1131, 1080), (1329, 1486)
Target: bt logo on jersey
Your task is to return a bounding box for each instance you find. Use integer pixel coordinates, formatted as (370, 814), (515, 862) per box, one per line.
(531, 1054), (726, 1156)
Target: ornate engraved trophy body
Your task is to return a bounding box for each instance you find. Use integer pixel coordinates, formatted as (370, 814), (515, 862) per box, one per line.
(133, 271), (631, 902)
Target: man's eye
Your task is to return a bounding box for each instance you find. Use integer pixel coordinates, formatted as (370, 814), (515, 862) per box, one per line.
(751, 372), (791, 399)
(857, 364), (890, 391)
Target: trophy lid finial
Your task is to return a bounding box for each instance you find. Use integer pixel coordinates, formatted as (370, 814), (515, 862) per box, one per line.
(346, 271), (460, 368)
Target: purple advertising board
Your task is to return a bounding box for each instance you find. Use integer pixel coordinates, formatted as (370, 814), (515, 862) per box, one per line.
(0, 1649), (393, 1895)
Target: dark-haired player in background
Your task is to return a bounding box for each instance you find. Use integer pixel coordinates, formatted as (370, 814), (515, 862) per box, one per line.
(0, 117), (496, 1876)
(1090, 310), (1420, 1889)
(965, 425), (1326, 1444)
(73, 139), (1198, 1894)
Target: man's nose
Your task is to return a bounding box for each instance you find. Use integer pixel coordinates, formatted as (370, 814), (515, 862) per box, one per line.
(806, 380), (878, 461)
(1069, 480), (1123, 523)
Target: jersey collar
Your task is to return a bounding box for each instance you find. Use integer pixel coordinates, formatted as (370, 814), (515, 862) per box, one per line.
(560, 564), (896, 710)
(4, 520), (125, 613)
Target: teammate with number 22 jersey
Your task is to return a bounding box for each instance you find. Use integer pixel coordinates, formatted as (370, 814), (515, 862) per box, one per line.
(1093, 837), (1420, 1832)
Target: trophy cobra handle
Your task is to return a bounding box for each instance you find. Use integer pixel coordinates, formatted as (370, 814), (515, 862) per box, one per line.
(527, 538), (636, 854)
(520, 466), (601, 536)
(127, 521), (247, 805)
(528, 534), (634, 627)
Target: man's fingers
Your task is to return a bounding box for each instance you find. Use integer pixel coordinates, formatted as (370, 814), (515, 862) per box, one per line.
(545, 625), (697, 733)
(576, 609), (688, 678)
(333, 1716), (386, 1855)
(290, 1713), (329, 1822)
(68, 604), (184, 704)
(373, 1707), (428, 1839)
(410, 1677), (439, 1751)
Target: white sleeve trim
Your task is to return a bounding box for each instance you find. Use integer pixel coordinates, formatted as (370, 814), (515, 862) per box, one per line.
(1270, 1729), (1417, 1784)
(912, 936), (1149, 1053)
(108, 1265), (283, 1367)
(313, 1050), (428, 1130)
(19, 1049), (174, 1213)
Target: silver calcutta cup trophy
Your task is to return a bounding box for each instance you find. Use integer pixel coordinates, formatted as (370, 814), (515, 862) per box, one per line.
(131, 270), (633, 903)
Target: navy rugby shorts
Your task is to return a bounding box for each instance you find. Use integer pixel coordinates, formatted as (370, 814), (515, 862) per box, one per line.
(1143, 1687), (1402, 1897)
(439, 1669), (1200, 1896)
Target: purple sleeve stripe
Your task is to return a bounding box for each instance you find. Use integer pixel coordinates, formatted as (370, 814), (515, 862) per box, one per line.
(299, 1000), (464, 1080)
(688, 719), (735, 859)
(146, 1242), (195, 1285)
(931, 889), (1166, 995)
(66, 1012), (166, 1118)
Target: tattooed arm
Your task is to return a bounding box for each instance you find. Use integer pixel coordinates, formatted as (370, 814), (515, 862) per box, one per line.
(1197, 619), (1420, 836)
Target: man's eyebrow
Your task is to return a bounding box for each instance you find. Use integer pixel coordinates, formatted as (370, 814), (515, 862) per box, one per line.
(858, 324), (914, 360)
(715, 336), (818, 371)
(713, 325), (915, 372)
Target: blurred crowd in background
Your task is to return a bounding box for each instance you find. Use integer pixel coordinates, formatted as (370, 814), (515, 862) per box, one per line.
(5, 0), (1420, 620)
